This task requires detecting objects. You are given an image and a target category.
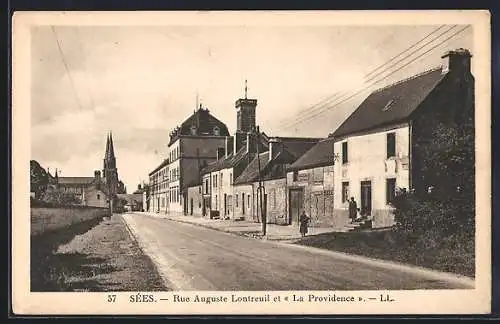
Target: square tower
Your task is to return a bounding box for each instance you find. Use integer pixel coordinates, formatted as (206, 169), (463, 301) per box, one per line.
(235, 98), (257, 133)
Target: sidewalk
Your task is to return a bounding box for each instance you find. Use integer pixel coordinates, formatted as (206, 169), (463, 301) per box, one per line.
(138, 211), (338, 241)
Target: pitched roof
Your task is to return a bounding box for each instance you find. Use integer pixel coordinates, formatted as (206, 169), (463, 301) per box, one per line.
(233, 152), (271, 185)
(169, 107), (230, 145)
(201, 145), (249, 174)
(148, 159), (169, 176)
(278, 138), (322, 159)
(58, 177), (95, 185)
(332, 67), (446, 139)
(287, 138), (335, 171)
(234, 140), (316, 185)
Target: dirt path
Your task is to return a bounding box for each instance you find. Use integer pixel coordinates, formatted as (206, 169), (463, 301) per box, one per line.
(48, 214), (167, 292)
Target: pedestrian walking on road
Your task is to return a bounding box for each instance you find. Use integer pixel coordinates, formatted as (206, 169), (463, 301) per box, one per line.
(299, 210), (310, 237)
(348, 197), (357, 223)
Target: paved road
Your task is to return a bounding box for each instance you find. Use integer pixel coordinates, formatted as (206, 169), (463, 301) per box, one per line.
(122, 213), (473, 291)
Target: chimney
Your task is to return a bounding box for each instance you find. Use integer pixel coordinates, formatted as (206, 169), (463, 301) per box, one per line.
(268, 138), (282, 161)
(234, 131), (246, 154)
(94, 170), (101, 190)
(246, 132), (257, 153)
(216, 147), (225, 160)
(224, 136), (233, 158)
(441, 48), (472, 75)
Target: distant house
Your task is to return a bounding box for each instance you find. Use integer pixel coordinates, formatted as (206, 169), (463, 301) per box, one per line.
(331, 48), (474, 229)
(286, 137), (336, 227)
(56, 171), (109, 208)
(117, 194), (144, 212)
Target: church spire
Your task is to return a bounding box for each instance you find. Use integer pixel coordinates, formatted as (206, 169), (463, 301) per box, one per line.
(108, 131), (115, 159)
(105, 133), (110, 158)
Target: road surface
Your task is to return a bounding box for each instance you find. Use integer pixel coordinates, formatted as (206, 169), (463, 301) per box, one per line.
(122, 213), (473, 291)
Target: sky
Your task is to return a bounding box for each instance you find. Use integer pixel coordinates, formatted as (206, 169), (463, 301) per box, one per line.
(30, 24), (473, 192)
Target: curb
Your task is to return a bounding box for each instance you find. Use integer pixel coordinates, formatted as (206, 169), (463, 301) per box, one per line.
(139, 212), (475, 288)
(121, 214), (175, 290)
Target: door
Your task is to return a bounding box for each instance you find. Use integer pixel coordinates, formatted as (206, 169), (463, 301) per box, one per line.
(190, 198), (193, 215)
(288, 188), (304, 225)
(360, 181), (372, 216)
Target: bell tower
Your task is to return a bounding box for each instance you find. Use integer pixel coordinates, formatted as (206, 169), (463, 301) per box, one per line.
(235, 79), (257, 133)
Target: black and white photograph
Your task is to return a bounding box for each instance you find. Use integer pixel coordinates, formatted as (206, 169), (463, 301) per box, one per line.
(12, 10), (491, 315)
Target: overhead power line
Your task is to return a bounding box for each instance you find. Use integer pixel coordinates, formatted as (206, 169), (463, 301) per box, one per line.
(74, 26), (96, 110)
(364, 25), (447, 78)
(50, 25), (84, 111)
(278, 24), (451, 128)
(279, 25), (471, 131)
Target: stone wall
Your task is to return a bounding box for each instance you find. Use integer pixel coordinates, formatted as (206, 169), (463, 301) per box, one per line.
(187, 185), (203, 217)
(233, 184), (254, 221)
(31, 206), (108, 237)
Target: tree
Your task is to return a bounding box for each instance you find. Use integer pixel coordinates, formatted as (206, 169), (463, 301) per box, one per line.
(30, 160), (50, 199)
(393, 110), (475, 242)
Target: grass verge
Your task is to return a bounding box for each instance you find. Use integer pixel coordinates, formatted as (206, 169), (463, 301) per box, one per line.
(31, 214), (167, 291)
(294, 229), (475, 278)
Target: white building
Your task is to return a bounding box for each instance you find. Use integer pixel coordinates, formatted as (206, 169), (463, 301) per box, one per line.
(332, 48), (474, 229)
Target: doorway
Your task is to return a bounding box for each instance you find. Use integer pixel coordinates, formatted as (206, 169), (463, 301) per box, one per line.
(360, 181), (372, 216)
(288, 188), (304, 225)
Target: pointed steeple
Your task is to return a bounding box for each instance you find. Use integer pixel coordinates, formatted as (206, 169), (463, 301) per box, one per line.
(105, 133), (110, 158)
(108, 131), (115, 159)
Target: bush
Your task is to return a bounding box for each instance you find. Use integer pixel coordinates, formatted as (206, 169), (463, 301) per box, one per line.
(392, 190), (474, 249)
(38, 188), (82, 207)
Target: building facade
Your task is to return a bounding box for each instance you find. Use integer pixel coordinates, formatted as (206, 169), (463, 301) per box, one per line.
(167, 105), (230, 214)
(331, 48), (474, 229)
(286, 138), (336, 227)
(148, 159), (169, 213)
(232, 137), (321, 224)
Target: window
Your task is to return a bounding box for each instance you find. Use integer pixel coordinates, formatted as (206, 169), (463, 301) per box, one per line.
(199, 186), (201, 194)
(230, 173), (232, 185)
(97, 194), (100, 200)
(221, 173), (223, 186)
(236, 194), (239, 207)
(215, 195), (218, 209)
(205, 179), (209, 194)
(248, 195), (250, 207)
(293, 171), (298, 181)
(387, 132), (396, 158)
(386, 178), (396, 204)
(342, 142), (348, 164)
(342, 182), (349, 203)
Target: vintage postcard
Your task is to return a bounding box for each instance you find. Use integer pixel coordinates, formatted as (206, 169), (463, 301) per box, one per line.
(12, 10), (491, 315)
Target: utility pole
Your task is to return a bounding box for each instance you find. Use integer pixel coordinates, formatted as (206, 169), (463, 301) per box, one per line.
(255, 125), (266, 236)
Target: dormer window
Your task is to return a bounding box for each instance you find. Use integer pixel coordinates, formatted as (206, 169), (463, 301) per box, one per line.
(213, 126), (220, 136)
(382, 99), (395, 112)
(190, 125), (197, 135)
